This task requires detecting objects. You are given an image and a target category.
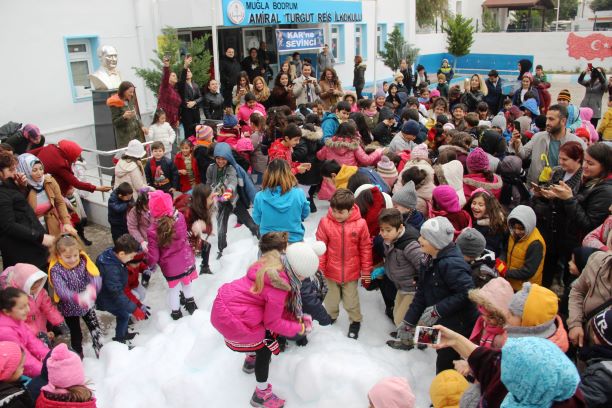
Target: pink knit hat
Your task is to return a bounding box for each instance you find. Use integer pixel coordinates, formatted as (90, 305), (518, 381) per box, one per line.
(235, 138), (254, 152)
(148, 190), (174, 218)
(430, 89), (441, 98)
(410, 143), (429, 161)
(432, 184), (460, 213)
(0, 341), (22, 381)
(376, 155), (398, 188)
(369, 377), (416, 408)
(47, 343), (85, 389)
(471, 277), (514, 317)
(466, 147), (490, 173)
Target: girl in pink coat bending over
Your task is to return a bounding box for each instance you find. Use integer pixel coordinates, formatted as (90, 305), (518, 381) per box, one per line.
(146, 190), (199, 320)
(0, 287), (50, 377)
(211, 232), (325, 408)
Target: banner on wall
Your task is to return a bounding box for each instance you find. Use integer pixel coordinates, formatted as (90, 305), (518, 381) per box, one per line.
(275, 28), (324, 52)
(223, 0), (362, 26)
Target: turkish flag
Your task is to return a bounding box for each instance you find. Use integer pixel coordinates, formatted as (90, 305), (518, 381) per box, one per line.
(567, 32), (612, 61)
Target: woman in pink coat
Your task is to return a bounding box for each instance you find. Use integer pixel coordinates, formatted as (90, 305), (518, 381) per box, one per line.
(0, 287), (50, 377)
(0, 263), (64, 342)
(316, 122), (383, 167)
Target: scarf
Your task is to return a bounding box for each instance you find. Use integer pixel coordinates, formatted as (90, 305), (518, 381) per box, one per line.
(281, 254), (303, 319)
(471, 312), (505, 348)
(17, 153), (45, 192)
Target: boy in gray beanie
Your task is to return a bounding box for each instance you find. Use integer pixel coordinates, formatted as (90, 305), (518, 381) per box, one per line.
(392, 181), (425, 229)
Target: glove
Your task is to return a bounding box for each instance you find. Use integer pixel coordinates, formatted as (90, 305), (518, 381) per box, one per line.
(140, 304), (151, 319)
(56, 322), (70, 336)
(371, 266), (385, 280)
(132, 307), (146, 321)
(303, 314), (313, 334)
(360, 275), (371, 290)
(420, 306), (440, 326)
(396, 321), (416, 341)
(140, 241), (148, 252)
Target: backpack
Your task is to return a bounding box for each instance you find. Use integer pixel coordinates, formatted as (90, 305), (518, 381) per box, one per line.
(357, 167), (391, 194)
(0, 121), (22, 142)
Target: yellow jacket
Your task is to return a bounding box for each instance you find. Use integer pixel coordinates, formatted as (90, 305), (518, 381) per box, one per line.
(597, 107), (612, 141)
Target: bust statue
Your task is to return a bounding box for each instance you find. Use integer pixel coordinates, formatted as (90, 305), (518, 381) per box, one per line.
(88, 45), (122, 90)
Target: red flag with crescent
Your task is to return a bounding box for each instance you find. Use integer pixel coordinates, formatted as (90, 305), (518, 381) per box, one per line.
(567, 32), (612, 61)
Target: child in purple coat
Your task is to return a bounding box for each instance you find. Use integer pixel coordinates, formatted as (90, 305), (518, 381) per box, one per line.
(146, 190), (199, 320)
(48, 234), (103, 358)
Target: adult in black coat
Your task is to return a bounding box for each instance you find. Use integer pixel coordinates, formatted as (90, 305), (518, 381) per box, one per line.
(178, 56), (203, 139)
(202, 79), (225, 120)
(0, 150), (51, 270)
(484, 70), (504, 115)
(399, 59), (413, 96)
(400, 217), (477, 373)
(241, 48), (266, 82)
(219, 48), (242, 107)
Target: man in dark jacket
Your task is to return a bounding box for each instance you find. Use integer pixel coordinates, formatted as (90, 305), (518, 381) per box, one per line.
(219, 48), (241, 107)
(484, 70), (504, 115)
(399, 59), (413, 96)
(396, 216), (478, 373)
(96, 235), (146, 342)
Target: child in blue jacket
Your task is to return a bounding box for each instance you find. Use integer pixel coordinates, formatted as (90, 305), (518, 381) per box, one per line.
(107, 182), (133, 242)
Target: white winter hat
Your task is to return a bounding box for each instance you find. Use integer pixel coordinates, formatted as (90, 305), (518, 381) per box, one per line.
(125, 139), (146, 158)
(286, 241), (326, 278)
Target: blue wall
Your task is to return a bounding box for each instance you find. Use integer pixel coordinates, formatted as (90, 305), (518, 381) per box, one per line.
(416, 53), (534, 76)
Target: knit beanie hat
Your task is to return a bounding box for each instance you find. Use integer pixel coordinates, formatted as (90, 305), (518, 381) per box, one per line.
(401, 119), (420, 136)
(469, 277), (514, 319)
(508, 282), (558, 337)
(236, 138), (254, 152)
(57, 140), (83, 163)
(459, 383), (481, 408)
(520, 98), (540, 116)
(148, 190), (174, 218)
(375, 90), (387, 99)
(429, 369), (469, 408)
(593, 309), (612, 346)
(491, 112), (507, 130)
(392, 180), (418, 210)
(410, 143), (429, 161)
(432, 184), (460, 213)
(376, 156), (398, 188)
(369, 377), (416, 408)
(421, 217), (455, 250)
(456, 228), (486, 258)
(286, 241), (326, 278)
(379, 107), (395, 121)
(430, 89), (441, 98)
(47, 343), (85, 389)
(466, 148), (490, 173)
(196, 124), (214, 141)
(0, 341), (22, 381)
(557, 89), (571, 103)
(223, 114), (239, 128)
(22, 124), (42, 144)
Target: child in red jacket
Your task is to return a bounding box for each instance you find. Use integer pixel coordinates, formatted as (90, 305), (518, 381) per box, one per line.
(316, 188), (372, 340)
(267, 123), (309, 175)
(174, 139), (201, 193)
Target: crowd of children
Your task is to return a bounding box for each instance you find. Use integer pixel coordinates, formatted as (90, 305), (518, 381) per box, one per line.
(1, 58), (612, 408)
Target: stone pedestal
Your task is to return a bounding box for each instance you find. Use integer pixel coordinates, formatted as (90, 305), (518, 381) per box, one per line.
(92, 90), (118, 175)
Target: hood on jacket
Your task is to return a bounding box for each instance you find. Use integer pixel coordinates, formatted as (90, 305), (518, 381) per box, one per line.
(325, 136), (360, 152)
(520, 98), (540, 116)
(259, 186), (294, 213)
(106, 93), (124, 108)
(392, 224), (420, 247)
(500, 337), (580, 407)
(435, 160), (465, 194)
(325, 203), (362, 225)
(480, 130), (507, 157)
(214, 142), (236, 163)
(115, 158), (139, 177)
(57, 140), (83, 164)
(433, 185), (461, 213)
(567, 104), (581, 124)
(354, 183), (393, 208)
(301, 126), (323, 142)
(429, 369), (469, 408)
(498, 155), (523, 175)
(1, 264), (47, 298)
(321, 112), (338, 125)
(245, 252), (291, 292)
(507, 205), (536, 240)
(334, 164), (358, 189)
(579, 106), (594, 121)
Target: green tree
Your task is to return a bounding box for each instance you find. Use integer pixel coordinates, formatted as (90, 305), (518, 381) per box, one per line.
(482, 8), (501, 32)
(416, 0), (449, 28)
(443, 14), (475, 68)
(133, 26), (212, 97)
(591, 0), (612, 12)
(379, 26), (420, 73)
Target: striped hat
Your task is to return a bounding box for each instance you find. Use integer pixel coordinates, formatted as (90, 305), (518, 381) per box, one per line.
(195, 125), (213, 141)
(557, 89), (571, 103)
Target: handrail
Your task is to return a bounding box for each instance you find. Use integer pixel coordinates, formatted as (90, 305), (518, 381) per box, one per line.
(80, 141), (155, 156)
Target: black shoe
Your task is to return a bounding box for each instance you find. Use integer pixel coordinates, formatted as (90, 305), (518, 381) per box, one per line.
(296, 336), (308, 347)
(80, 236), (93, 246)
(199, 265), (212, 275)
(125, 331), (139, 340)
(309, 199), (317, 213)
(330, 318), (337, 325)
(171, 309), (183, 320)
(184, 297), (198, 315)
(112, 337), (134, 349)
(216, 251), (223, 260)
(179, 291), (186, 306)
(386, 339), (414, 351)
(417, 344), (428, 350)
(348, 322), (361, 339)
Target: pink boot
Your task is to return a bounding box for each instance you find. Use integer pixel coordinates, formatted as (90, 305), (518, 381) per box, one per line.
(250, 384), (285, 408)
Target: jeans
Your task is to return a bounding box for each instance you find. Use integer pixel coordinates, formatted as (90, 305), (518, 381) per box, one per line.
(103, 304), (131, 341)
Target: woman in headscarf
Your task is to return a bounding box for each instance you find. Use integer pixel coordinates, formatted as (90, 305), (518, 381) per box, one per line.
(18, 153), (75, 237)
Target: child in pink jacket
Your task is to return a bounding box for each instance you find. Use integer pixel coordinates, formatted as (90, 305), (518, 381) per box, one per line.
(211, 232), (324, 408)
(0, 264), (65, 345)
(316, 122), (383, 167)
(0, 287), (50, 377)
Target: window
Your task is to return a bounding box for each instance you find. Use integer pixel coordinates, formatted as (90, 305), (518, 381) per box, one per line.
(64, 36), (99, 102)
(331, 25), (345, 64)
(355, 24), (368, 60)
(377, 24), (387, 55)
(395, 23), (405, 36)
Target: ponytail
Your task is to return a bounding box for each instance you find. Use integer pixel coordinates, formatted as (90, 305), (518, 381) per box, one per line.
(156, 215), (176, 248)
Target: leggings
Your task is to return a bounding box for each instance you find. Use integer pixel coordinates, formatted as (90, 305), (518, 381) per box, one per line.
(168, 281), (193, 311)
(255, 346), (272, 383)
(64, 309), (103, 356)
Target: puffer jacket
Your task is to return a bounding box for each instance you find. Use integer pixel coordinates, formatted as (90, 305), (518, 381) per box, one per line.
(0, 313), (49, 377)
(114, 158), (147, 191)
(504, 315), (569, 352)
(147, 211), (195, 280)
(252, 186), (310, 243)
(383, 225), (423, 293)
(580, 358), (612, 408)
(95, 248), (136, 314)
(563, 178), (612, 242)
(568, 251), (612, 330)
(211, 261), (302, 346)
(0, 266), (63, 336)
(316, 136), (382, 167)
(463, 172), (503, 201)
(316, 205), (373, 284)
(582, 214), (612, 251)
(433, 160), (466, 207)
(35, 391), (97, 407)
(126, 207), (151, 245)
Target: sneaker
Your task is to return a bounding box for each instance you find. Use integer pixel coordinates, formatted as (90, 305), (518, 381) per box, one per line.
(348, 322), (361, 339)
(250, 384), (285, 408)
(184, 297), (198, 315)
(171, 309), (183, 320)
(242, 354), (256, 374)
(386, 339), (414, 351)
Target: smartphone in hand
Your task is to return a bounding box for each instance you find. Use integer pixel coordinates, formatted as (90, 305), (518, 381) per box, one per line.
(414, 326), (442, 346)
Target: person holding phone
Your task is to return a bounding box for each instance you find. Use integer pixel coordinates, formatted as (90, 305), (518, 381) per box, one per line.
(578, 64), (608, 127)
(293, 62), (321, 107)
(231, 71), (253, 108)
(177, 55), (203, 139)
